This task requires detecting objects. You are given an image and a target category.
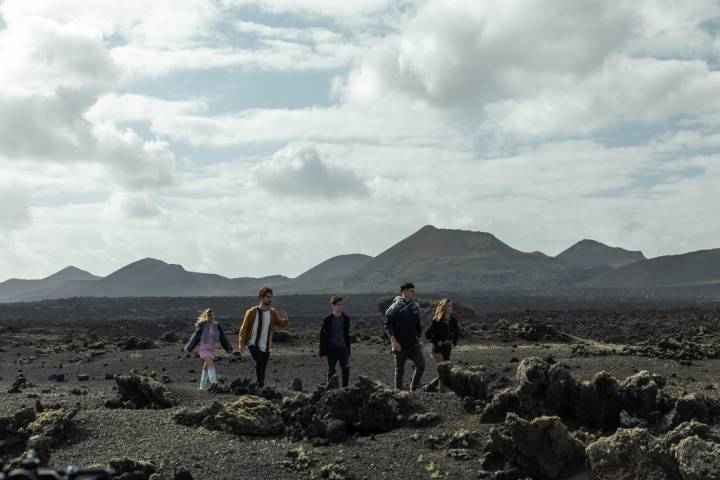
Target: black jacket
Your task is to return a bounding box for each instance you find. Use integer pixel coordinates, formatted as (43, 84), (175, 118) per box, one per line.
(425, 315), (459, 346)
(319, 313), (351, 356)
(384, 296), (422, 351)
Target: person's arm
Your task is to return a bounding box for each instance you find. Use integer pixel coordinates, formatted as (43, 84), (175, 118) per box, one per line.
(425, 321), (436, 342)
(272, 308), (289, 328)
(238, 310), (251, 353)
(345, 315), (351, 356)
(384, 303), (401, 352)
(184, 326), (202, 352)
(217, 324), (233, 354)
(319, 316), (329, 357)
(451, 316), (459, 346)
(415, 307), (423, 343)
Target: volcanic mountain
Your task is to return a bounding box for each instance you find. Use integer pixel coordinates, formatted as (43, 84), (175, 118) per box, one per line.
(0, 266), (100, 302)
(341, 225), (573, 292)
(556, 239), (646, 269)
(281, 254), (372, 293)
(580, 249), (720, 288)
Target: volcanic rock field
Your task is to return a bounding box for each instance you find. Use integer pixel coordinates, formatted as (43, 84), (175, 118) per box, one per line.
(2, 294), (720, 479)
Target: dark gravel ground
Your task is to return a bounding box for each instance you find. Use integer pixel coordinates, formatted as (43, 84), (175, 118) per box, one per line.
(3, 298), (720, 479)
(3, 335), (720, 479)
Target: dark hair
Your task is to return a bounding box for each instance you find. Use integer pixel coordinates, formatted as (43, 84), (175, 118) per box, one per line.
(400, 282), (415, 292)
(330, 295), (343, 305)
(258, 287), (273, 298)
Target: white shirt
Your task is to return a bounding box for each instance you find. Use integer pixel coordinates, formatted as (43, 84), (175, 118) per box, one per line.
(248, 309), (271, 352)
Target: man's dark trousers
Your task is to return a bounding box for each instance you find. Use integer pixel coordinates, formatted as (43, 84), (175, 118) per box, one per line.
(326, 344), (350, 387)
(393, 344), (425, 391)
(248, 345), (270, 387)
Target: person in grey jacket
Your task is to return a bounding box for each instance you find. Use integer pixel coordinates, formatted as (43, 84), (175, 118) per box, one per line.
(385, 282), (424, 391)
(185, 308), (233, 390)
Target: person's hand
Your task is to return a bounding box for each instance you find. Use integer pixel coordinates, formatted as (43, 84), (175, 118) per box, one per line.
(391, 339), (402, 352)
(279, 309), (289, 320)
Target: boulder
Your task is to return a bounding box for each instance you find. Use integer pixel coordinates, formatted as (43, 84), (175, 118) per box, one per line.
(480, 414), (585, 480)
(437, 362), (487, 400)
(587, 427), (679, 480)
(108, 370), (177, 409)
(672, 435), (720, 480)
(587, 421), (720, 480)
(282, 376), (416, 442)
(174, 397), (284, 436)
(107, 458), (158, 480)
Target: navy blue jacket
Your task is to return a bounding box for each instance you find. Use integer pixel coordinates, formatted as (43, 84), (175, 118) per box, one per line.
(319, 313), (351, 357)
(384, 296), (422, 351)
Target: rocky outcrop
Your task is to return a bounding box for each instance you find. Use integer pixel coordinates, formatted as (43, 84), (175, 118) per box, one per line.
(105, 370), (178, 409)
(437, 362), (488, 400)
(586, 421), (720, 480)
(477, 357), (686, 432)
(174, 396), (284, 436)
(282, 376), (416, 442)
(0, 405), (78, 466)
(479, 414), (586, 480)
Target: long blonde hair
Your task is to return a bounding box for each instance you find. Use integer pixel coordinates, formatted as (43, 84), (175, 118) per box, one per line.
(433, 298), (451, 321)
(195, 308), (214, 327)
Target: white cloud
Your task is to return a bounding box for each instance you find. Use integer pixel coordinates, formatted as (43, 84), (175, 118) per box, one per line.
(0, 15), (180, 190)
(147, 103), (466, 148)
(221, 0), (393, 18)
(105, 191), (161, 219)
(86, 94), (207, 125)
(343, 0), (638, 108)
(483, 56), (720, 138)
(253, 144), (368, 198)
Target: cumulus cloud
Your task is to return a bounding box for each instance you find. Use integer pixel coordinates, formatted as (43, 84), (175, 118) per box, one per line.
(343, 0), (638, 108)
(484, 56), (720, 138)
(0, 15), (179, 190)
(105, 191), (161, 219)
(253, 144), (368, 198)
(221, 0), (393, 18)
(340, 0), (720, 138)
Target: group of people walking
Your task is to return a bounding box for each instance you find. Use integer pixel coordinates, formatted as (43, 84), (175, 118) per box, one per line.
(185, 282), (459, 392)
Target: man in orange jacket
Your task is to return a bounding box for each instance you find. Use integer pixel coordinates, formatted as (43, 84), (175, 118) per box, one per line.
(238, 286), (289, 387)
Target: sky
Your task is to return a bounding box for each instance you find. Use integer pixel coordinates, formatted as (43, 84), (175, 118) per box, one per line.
(0, 0), (719, 281)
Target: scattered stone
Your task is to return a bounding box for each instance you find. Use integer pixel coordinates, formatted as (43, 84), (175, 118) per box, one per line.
(407, 412), (441, 428)
(77, 374), (90, 382)
(159, 332), (179, 343)
(117, 336), (156, 351)
(282, 446), (313, 471)
(291, 378), (303, 391)
(107, 458), (158, 480)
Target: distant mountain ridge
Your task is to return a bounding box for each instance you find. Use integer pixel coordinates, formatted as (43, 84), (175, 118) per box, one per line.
(580, 249), (720, 288)
(343, 225), (571, 292)
(0, 226), (717, 302)
(556, 239), (646, 269)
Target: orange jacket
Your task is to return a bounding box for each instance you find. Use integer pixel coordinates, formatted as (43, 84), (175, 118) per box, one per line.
(238, 306), (289, 352)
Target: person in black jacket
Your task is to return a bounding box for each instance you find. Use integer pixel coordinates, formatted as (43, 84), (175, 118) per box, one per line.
(319, 295), (351, 387)
(385, 282), (425, 391)
(424, 298), (459, 392)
